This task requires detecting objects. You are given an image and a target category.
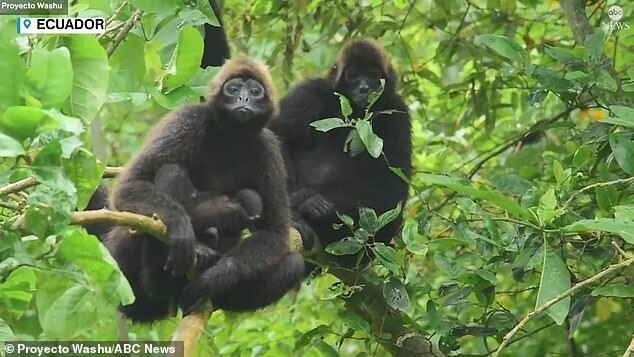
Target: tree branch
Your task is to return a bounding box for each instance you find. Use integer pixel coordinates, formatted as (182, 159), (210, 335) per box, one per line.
(106, 9), (143, 57)
(623, 334), (634, 357)
(493, 256), (634, 356)
(0, 167), (121, 197)
(71, 209), (167, 241)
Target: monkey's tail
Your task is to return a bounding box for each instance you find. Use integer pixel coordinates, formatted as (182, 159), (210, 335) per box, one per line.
(82, 183), (111, 239)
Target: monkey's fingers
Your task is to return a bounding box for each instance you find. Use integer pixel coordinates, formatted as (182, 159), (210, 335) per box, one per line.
(164, 237), (196, 276)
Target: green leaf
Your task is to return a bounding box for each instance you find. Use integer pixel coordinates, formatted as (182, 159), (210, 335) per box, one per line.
(1, 106), (47, 139)
(591, 284), (634, 298)
(312, 339), (339, 357)
(544, 46), (586, 64)
(162, 26), (204, 91)
(376, 202), (402, 231)
(66, 36), (109, 122)
(0, 132), (25, 157)
(604, 106), (634, 128)
(584, 29), (607, 60)
(475, 34), (528, 64)
(42, 109), (83, 135)
(564, 219), (634, 244)
(372, 243), (400, 275)
(335, 92), (353, 119)
(295, 325), (331, 351)
(64, 150), (104, 210)
(537, 188), (562, 223)
(553, 160), (567, 185)
(535, 243), (571, 325)
(344, 129), (365, 157)
(41, 284), (93, 339)
(420, 174), (532, 220)
(336, 212), (354, 227)
(0, 29), (25, 110)
(358, 207), (378, 232)
(25, 47), (73, 109)
(325, 239), (363, 256)
(355, 120), (384, 158)
(339, 311), (370, 332)
(0, 318), (14, 341)
(383, 279), (411, 311)
(608, 133), (634, 175)
(366, 78), (385, 109)
(310, 118), (349, 132)
(401, 219), (428, 255)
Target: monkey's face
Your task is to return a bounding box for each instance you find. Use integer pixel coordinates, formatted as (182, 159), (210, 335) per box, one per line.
(339, 66), (383, 109)
(221, 77), (267, 122)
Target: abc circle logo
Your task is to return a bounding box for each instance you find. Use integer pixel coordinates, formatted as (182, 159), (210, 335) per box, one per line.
(608, 5), (624, 21)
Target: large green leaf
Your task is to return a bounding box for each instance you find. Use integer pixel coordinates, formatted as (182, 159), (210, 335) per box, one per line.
(421, 174), (532, 220)
(604, 106), (634, 128)
(130, 0), (184, 14)
(355, 120), (384, 158)
(0, 106), (47, 139)
(0, 25), (24, 110)
(608, 133), (634, 175)
(0, 132), (25, 157)
(310, 118), (349, 132)
(0, 318), (14, 341)
(564, 219), (634, 244)
(475, 34), (528, 65)
(162, 26), (204, 91)
(66, 36), (109, 122)
(591, 284), (634, 298)
(535, 243), (571, 325)
(25, 47), (73, 109)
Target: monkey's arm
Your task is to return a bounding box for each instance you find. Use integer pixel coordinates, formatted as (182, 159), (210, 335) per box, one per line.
(112, 110), (205, 276)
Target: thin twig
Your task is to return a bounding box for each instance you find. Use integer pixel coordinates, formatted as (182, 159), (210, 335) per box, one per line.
(493, 256), (634, 356)
(564, 177), (634, 208)
(0, 167), (121, 197)
(106, 9), (143, 57)
(623, 335), (634, 357)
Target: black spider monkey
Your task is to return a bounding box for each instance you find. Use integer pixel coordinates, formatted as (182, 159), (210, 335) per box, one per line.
(104, 60), (304, 322)
(270, 38), (412, 264)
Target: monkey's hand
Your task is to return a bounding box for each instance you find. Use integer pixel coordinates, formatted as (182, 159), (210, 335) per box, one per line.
(164, 222), (197, 277)
(179, 257), (237, 315)
(295, 191), (335, 221)
(193, 243), (222, 271)
(292, 212), (317, 251)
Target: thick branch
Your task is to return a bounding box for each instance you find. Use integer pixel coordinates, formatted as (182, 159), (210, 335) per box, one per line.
(494, 257), (634, 356)
(623, 334), (634, 357)
(71, 209), (167, 241)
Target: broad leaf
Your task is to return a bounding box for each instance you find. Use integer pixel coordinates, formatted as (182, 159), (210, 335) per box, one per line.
(310, 118), (348, 132)
(535, 243), (571, 325)
(591, 284), (634, 298)
(604, 106), (634, 128)
(475, 34), (528, 65)
(66, 36), (109, 122)
(325, 239), (363, 256)
(0, 132), (25, 157)
(162, 26), (205, 90)
(609, 133), (634, 175)
(564, 219), (634, 244)
(421, 174), (532, 220)
(355, 119), (384, 158)
(25, 47), (73, 109)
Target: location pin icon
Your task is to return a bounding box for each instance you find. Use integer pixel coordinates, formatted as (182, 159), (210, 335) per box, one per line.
(24, 19), (31, 29)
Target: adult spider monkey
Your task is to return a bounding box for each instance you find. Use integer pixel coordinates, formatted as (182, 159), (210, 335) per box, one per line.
(105, 60), (304, 322)
(270, 38), (412, 263)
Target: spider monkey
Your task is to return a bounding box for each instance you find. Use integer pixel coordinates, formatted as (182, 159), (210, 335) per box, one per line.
(104, 59), (304, 322)
(270, 38), (412, 265)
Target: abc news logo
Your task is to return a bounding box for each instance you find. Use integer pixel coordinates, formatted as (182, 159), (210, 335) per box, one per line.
(604, 5), (630, 31)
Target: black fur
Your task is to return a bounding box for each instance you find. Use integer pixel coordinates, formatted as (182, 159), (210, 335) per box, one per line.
(270, 39), (412, 261)
(201, 0), (230, 67)
(105, 60), (304, 322)
(83, 184), (111, 237)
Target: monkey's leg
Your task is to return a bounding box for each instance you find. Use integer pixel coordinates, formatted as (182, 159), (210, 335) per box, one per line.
(213, 252), (305, 311)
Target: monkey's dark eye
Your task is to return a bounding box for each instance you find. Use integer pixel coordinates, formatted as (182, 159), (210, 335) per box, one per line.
(250, 88), (261, 96)
(228, 87), (239, 94)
